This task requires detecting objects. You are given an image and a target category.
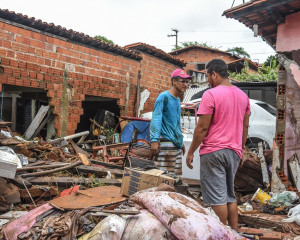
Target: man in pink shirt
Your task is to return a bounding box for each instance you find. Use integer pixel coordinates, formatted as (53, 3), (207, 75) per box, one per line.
(186, 59), (250, 231)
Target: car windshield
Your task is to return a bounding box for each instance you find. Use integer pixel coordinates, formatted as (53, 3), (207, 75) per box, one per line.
(255, 103), (277, 117)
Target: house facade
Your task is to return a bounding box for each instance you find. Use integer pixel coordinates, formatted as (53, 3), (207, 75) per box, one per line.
(0, 9), (184, 137)
(224, 0), (300, 192)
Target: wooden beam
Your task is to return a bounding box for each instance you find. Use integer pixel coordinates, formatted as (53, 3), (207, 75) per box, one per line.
(232, 0), (295, 19)
(24, 105), (49, 139)
(75, 165), (123, 178)
(27, 176), (121, 187)
(20, 161), (81, 178)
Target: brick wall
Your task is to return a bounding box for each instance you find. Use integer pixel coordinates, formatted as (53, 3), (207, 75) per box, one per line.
(172, 48), (238, 71)
(138, 53), (179, 114)
(0, 21), (181, 136)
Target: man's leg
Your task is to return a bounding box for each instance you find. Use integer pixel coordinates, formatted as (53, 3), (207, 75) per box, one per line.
(211, 204), (228, 225)
(227, 202), (238, 231)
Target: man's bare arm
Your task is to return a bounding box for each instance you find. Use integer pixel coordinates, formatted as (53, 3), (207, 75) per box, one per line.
(242, 113), (250, 149)
(186, 114), (212, 169)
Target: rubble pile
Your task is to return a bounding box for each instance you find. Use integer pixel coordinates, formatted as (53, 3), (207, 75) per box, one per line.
(0, 121), (300, 239)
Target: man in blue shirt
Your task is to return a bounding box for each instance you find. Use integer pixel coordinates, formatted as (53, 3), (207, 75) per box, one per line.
(150, 68), (191, 175)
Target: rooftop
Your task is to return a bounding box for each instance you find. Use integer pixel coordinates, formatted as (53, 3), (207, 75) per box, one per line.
(125, 42), (186, 67)
(223, 0), (300, 48)
(0, 8), (142, 61)
(169, 45), (240, 60)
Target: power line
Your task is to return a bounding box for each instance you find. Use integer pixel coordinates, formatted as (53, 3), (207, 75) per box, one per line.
(179, 30), (252, 33)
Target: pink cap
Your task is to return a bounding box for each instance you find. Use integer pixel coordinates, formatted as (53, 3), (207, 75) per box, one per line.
(171, 69), (192, 79)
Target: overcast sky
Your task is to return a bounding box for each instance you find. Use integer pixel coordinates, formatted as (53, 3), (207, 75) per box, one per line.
(1, 0), (275, 64)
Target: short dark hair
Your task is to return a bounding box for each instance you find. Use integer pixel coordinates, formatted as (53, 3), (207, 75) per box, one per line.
(171, 76), (181, 85)
(206, 59), (229, 78)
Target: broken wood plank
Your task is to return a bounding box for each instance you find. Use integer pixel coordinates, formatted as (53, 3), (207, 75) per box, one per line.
(239, 227), (282, 240)
(258, 142), (270, 188)
(27, 177), (121, 187)
(16, 163), (70, 172)
(288, 154), (300, 191)
(20, 161), (81, 178)
(239, 213), (286, 232)
(71, 141), (89, 157)
(31, 112), (54, 139)
(19, 186), (57, 198)
(10, 176), (32, 189)
(90, 160), (123, 170)
(24, 105), (50, 140)
(101, 209), (140, 215)
(25, 161), (46, 167)
(78, 153), (91, 166)
(75, 165), (123, 178)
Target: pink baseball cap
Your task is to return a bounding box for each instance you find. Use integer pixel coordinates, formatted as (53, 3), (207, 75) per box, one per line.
(171, 68), (192, 79)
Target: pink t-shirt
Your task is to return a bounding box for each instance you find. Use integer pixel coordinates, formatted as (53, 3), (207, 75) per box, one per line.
(197, 85), (250, 158)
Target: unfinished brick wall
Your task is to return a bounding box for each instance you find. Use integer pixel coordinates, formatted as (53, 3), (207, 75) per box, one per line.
(0, 20), (182, 136)
(138, 53), (179, 114)
(171, 48), (238, 71)
(0, 21), (141, 136)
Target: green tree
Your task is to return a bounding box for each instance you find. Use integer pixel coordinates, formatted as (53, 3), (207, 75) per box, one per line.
(172, 41), (214, 51)
(94, 35), (115, 45)
(226, 47), (250, 59)
(229, 61), (278, 82)
(263, 55), (279, 68)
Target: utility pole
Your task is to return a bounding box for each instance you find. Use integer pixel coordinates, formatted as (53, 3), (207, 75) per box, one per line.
(167, 28), (179, 49)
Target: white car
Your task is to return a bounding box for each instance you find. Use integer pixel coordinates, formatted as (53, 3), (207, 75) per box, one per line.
(141, 98), (276, 151)
(141, 98), (276, 179)
(180, 98), (276, 151)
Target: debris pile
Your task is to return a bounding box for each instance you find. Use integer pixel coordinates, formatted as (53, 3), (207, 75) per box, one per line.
(1, 119), (300, 239)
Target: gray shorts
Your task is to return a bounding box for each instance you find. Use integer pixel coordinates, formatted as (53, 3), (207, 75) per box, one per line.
(200, 149), (240, 205)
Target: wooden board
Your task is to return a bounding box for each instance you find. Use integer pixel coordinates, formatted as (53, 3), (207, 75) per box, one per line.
(28, 176), (121, 188)
(75, 165), (123, 178)
(49, 186), (127, 210)
(288, 154), (300, 191)
(24, 105), (49, 139)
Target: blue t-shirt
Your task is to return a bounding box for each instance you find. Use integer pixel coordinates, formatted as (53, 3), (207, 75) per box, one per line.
(150, 91), (183, 148)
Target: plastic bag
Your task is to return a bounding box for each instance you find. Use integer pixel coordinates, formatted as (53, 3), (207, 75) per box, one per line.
(87, 214), (126, 240)
(269, 191), (299, 207)
(282, 204), (300, 225)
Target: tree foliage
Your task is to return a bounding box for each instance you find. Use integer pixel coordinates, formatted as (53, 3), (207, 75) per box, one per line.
(94, 35), (115, 45)
(172, 41), (214, 51)
(226, 47), (250, 59)
(229, 61), (278, 82)
(263, 55), (279, 68)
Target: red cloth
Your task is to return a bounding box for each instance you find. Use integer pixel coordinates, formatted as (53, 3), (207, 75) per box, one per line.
(60, 185), (80, 197)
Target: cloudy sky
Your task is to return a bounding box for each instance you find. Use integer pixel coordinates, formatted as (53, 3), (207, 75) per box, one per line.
(1, 0), (275, 63)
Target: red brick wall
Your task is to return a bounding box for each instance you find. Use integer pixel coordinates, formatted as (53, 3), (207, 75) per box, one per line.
(0, 21), (181, 136)
(138, 53), (179, 114)
(0, 21), (140, 136)
(172, 48), (238, 71)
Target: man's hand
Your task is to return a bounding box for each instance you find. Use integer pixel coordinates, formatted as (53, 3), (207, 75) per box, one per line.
(151, 142), (160, 156)
(182, 144), (186, 156)
(186, 153), (194, 169)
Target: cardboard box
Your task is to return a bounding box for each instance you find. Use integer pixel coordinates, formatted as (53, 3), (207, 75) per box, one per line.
(120, 168), (175, 196)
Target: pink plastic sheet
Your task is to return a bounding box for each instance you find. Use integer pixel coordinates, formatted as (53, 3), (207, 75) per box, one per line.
(3, 203), (53, 240)
(130, 191), (243, 240)
(122, 209), (177, 240)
